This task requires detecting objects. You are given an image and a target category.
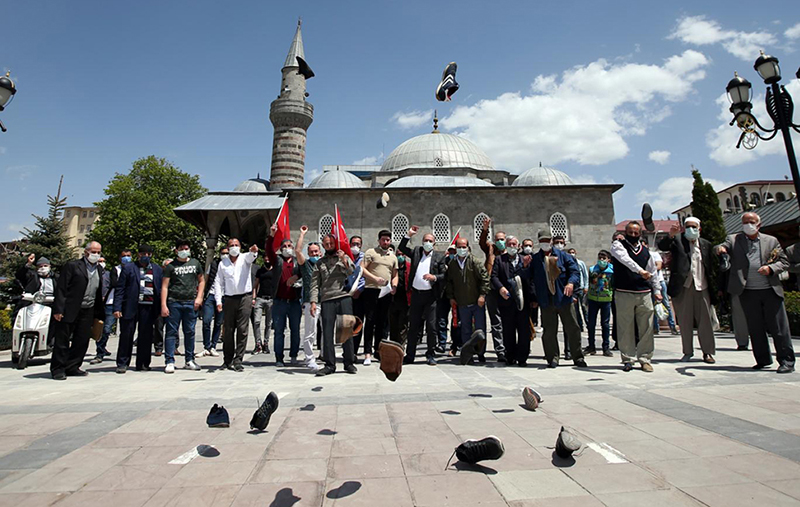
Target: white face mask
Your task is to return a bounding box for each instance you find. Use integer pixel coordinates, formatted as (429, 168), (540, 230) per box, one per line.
(507, 247), (519, 256)
(281, 247), (293, 258)
(554, 243), (565, 251)
(350, 245), (361, 255)
(523, 246), (533, 255)
(177, 249), (190, 260)
(422, 241), (434, 253)
(87, 253), (101, 264)
(456, 247), (468, 258)
(228, 246), (241, 257)
(539, 243), (552, 252)
(742, 223), (759, 236)
(37, 266), (50, 276)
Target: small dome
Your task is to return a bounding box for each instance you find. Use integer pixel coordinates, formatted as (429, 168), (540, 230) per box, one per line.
(386, 175), (494, 188)
(234, 178), (270, 192)
(512, 164), (575, 186)
(308, 168), (366, 189)
(380, 132), (494, 173)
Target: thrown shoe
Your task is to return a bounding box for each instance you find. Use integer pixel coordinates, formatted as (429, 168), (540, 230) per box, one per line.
(435, 62), (459, 102)
(250, 392), (279, 431)
(296, 56), (315, 80)
(451, 436), (505, 466)
(379, 340), (404, 382)
(513, 275), (525, 311)
(460, 330), (486, 365)
(206, 404), (230, 428)
(641, 203), (655, 232)
(622, 363), (633, 372)
(555, 426), (582, 459)
(522, 386), (542, 411)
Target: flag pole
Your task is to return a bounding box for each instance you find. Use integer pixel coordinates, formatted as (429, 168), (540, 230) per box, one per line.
(450, 227), (462, 247)
(334, 203), (339, 244)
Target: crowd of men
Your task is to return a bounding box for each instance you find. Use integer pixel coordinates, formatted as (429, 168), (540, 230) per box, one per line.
(14, 211), (797, 381)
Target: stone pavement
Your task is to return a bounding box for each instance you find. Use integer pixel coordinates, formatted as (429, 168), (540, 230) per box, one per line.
(1, 330), (800, 506)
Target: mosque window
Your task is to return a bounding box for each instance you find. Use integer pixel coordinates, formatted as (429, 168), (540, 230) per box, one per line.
(433, 157), (444, 167)
(726, 198), (732, 210)
(734, 195), (741, 210)
(750, 193), (761, 207)
(318, 214), (334, 242)
(776, 192), (786, 202)
(433, 213), (451, 244)
(549, 212), (569, 241)
(391, 214), (409, 243)
(474, 212), (491, 242)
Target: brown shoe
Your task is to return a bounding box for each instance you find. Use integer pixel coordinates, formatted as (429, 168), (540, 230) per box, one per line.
(641, 363), (654, 373)
(703, 354), (716, 364)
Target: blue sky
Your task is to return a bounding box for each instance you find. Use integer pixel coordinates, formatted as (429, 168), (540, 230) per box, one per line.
(1, 0), (799, 240)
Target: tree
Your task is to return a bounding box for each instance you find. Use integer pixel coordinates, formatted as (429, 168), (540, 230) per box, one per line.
(690, 167), (726, 246)
(90, 156), (207, 263)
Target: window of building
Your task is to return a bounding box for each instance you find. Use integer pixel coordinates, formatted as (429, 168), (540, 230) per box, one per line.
(318, 214), (334, 242)
(80, 225), (85, 233)
(89, 211), (95, 218)
(750, 193), (761, 207)
(765, 192), (774, 203)
(65, 210), (71, 218)
(432, 213), (451, 244)
(474, 212), (491, 243)
(82, 211), (87, 218)
(549, 212), (569, 241)
(726, 198), (732, 210)
(776, 192), (786, 202)
(391, 214), (409, 243)
(86, 226), (92, 233)
(734, 195), (741, 209)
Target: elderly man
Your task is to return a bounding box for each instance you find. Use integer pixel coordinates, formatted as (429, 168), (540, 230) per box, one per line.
(479, 217), (507, 363)
(446, 236), (489, 363)
(659, 217), (717, 363)
(611, 221), (662, 372)
(491, 236), (534, 366)
(51, 242), (105, 380)
(399, 226), (447, 365)
(213, 238), (259, 372)
(266, 224), (303, 367)
(717, 212), (794, 373)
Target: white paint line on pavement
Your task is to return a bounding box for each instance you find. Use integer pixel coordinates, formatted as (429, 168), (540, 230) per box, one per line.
(169, 445), (216, 465)
(587, 442), (628, 464)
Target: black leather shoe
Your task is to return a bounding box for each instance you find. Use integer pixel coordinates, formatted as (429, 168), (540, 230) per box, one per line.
(752, 363), (772, 370)
(135, 366), (151, 372)
(622, 363), (633, 372)
(66, 368), (88, 377)
(250, 392), (279, 431)
(496, 353), (506, 363)
(116, 366), (127, 374)
(315, 366), (334, 377)
(206, 404), (230, 428)
(52, 372), (66, 381)
(547, 358), (559, 369)
(345, 364), (358, 374)
(574, 359), (588, 368)
(737, 345), (749, 351)
(564, 351), (572, 361)
(777, 364), (795, 374)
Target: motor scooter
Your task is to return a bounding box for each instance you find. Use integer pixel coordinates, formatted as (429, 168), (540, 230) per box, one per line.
(11, 291), (54, 369)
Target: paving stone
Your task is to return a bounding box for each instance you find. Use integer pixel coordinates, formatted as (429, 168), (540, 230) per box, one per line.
(489, 469), (587, 501)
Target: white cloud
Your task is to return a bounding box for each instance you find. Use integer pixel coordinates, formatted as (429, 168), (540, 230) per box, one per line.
(352, 153), (383, 165)
(706, 80), (800, 166)
(669, 15), (777, 61)
(571, 174), (618, 184)
(444, 50), (709, 171)
(4, 164), (36, 180)
(648, 150), (671, 164)
(786, 23), (800, 40)
(391, 109), (434, 130)
(637, 176), (734, 215)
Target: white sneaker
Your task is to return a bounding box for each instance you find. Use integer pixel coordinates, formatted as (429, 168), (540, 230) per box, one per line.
(184, 361), (200, 371)
(307, 360), (320, 372)
(363, 357), (372, 366)
(208, 349), (219, 357)
(196, 349), (208, 358)
(165, 363), (175, 374)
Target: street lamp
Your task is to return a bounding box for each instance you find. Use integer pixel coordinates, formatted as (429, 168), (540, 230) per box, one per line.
(0, 71), (17, 133)
(727, 51), (800, 210)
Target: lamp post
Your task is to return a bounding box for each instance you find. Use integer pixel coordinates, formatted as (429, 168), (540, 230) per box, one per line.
(726, 51), (800, 210)
(0, 71), (17, 133)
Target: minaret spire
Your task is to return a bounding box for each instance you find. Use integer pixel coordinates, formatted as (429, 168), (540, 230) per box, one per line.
(283, 18), (305, 68)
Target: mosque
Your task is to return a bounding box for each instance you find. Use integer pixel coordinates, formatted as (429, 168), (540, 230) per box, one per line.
(175, 21), (622, 265)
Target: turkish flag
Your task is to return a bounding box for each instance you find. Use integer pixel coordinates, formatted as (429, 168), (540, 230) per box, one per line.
(271, 197), (290, 253)
(449, 227), (462, 249)
(332, 204), (354, 260)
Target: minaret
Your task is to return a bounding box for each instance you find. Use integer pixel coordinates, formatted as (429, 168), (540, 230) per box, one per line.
(269, 19), (314, 190)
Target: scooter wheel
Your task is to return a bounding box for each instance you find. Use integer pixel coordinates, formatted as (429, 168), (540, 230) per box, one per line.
(11, 353), (19, 364)
(18, 337), (34, 370)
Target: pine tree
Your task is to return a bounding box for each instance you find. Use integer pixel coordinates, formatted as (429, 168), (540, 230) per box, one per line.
(689, 167), (727, 246)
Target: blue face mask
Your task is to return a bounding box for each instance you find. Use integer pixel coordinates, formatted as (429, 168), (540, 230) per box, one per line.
(495, 239), (506, 251)
(684, 227), (700, 240)
(120, 256), (132, 264)
(597, 260), (608, 270)
(139, 256), (151, 265)
(308, 256), (320, 264)
(397, 255), (406, 264)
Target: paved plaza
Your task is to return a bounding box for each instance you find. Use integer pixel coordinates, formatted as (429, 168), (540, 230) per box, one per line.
(1, 330), (800, 507)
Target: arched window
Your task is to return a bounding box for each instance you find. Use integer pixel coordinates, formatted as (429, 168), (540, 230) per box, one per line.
(391, 214), (409, 243)
(734, 195), (741, 210)
(432, 213), (451, 244)
(726, 198), (732, 210)
(765, 192), (774, 203)
(549, 212), (569, 241)
(474, 212), (491, 242)
(750, 193), (761, 207)
(776, 192), (786, 202)
(318, 214), (334, 242)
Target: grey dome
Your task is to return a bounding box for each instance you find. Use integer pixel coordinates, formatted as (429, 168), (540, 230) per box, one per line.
(512, 164), (575, 186)
(307, 168), (366, 189)
(386, 175), (494, 188)
(380, 133), (494, 173)
(234, 178), (270, 192)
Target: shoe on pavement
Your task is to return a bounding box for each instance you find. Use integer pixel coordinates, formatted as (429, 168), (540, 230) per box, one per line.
(777, 364), (795, 374)
(316, 366), (334, 377)
(206, 404), (230, 428)
(555, 426), (582, 458)
(435, 62), (459, 102)
(451, 435), (505, 466)
(602, 348), (614, 357)
(426, 357), (437, 366)
(434, 346), (446, 355)
(522, 387), (542, 411)
(185, 361), (201, 371)
(460, 330), (486, 365)
(564, 351), (572, 361)
(208, 349), (219, 357)
(622, 363), (633, 372)
(496, 353), (507, 363)
(680, 354), (693, 362)
(703, 354), (716, 364)
(52, 372), (67, 381)
(234, 364), (244, 372)
(165, 363), (175, 374)
(547, 358), (559, 369)
(345, 364), (358, 374)
(363, 357), (372, 366)
(275, 361), (285, 368)
(197, 349), (209, 358)
(574, 359), (588, 368)
(250, 392), (279, 431)
(116, 366), (127, 374)
(737, 345), (749, 351)
(670, 327), (680, 335)
(582, 346), (597, 355)
(642, 363), (654, 373)
(752, 362), (772, 370)
(89, 356), (103, 365)
(66, 368), (88, 377)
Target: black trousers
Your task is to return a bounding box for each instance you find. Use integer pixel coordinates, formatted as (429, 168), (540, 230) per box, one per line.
(405, 289), (438, 361)
(118, 304), (157, 369)
(740, 289), (795, 367)
(321, 296), (355, 370)
(350, 294), (365, 355)
(50, 306), (94, 376)
(361, 288), (391, 355)
(222, 294), (251, 367)
(500, 305), (531, 363)
(389, 300), (409, 346)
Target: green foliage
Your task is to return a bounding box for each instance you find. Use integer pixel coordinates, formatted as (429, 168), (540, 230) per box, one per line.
(89, 156), (207, 263)
(690, 168), (727, 246)
(785, 291), (800, 336)
(0, 306), (12, 331)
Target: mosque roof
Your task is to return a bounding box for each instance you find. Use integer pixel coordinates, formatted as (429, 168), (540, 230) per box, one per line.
(385, 175), (494, 188)
(380, 132), (495, 173)
(233, 178), (270, 192)
(284, 20), (305, 68)
(307, 167), (366, 189)
(512, 163), (575, 186)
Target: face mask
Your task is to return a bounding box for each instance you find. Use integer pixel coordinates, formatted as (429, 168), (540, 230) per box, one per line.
(308, 256), (320, 264)
(507, 247), (518, 256)
(281, 248), (293, 258)
(422, 241), (434, 253)
(495, 239), (506, 251)
(350, 245), (361, 255)
(742, 223), (758, 236)
(121, 256), (132, 264)
(221, 253), (229, 260)
(625, 235), (639, 245)
(523, 246), (533, 255)
(539, 243), (552, 252)
(554, 243), (565, 251)
(177, 249), (190, 259)
(139, 255), (151, 265)
(228, 246), (241, 257)
(684, 227), (699, 240)
(456, 247), (468, 258)
(597, 260), (608, 270)
(87, 253), (101, 264)
(397, 255), (406, 264)
(448, 253), (456, 260)
(37, 266), (50, 276)
(99, 262), (106, 269)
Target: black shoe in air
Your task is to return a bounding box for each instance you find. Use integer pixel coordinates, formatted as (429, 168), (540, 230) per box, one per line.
(641, 203), (655, 232)
(207, 404), (230, 428)
(451, 436), (505, 466)
(250, 392), (279, 431)
(436, 62), (459, 102)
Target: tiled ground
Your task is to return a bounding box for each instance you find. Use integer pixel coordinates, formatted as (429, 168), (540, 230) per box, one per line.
(1, 329), (799, 506)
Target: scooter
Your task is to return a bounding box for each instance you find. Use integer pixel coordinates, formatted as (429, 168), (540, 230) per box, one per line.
(11, 291), (54, 369)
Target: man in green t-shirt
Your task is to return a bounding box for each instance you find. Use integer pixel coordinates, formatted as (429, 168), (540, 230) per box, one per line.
(160, 238), (205, 373)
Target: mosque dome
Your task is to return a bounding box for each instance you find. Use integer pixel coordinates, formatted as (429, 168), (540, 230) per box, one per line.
(380, 132), (495, 173)
(512, 164), (575, 186)
(307, 167), (366, 189)
(385, 175), (494, 188)
(233, 177), (270, 192)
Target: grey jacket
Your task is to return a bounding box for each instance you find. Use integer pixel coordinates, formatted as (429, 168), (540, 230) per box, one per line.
(717, 232), (788, 297)
(310, 254), (355, 304)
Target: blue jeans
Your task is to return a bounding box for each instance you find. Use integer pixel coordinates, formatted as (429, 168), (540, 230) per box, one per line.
(96, 303), (116, 356)
(202, 294), (223, 351)
(458, 304), (487, 348)
(587, 300), (612, 350)
(653, 280), (676, 330)
(166, 301), (197, 364)
(272, 298), (302, 362)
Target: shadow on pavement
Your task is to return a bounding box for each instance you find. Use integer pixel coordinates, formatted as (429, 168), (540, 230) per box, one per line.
(326, 481), (362, 499)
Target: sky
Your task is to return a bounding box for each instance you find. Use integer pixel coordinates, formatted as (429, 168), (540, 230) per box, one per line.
(1, 0), (799, 240)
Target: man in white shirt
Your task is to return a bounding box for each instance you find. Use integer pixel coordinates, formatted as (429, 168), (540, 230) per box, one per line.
(213, 238), (259, 371)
